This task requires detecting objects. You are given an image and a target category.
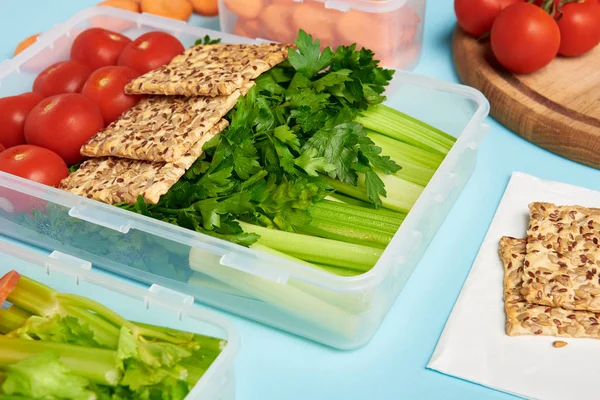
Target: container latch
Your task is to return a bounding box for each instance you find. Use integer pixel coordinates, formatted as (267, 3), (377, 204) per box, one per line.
(145, 284), (194, 320)
(68, 206), (132, 234)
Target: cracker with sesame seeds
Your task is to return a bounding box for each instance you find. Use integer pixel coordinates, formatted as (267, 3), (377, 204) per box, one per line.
(500, 236), (600, 338)
(80, 82), (252, 163)
(124, 43), (292, 97)
(522, 203), (600, 312)
(60, 119), (228, 205)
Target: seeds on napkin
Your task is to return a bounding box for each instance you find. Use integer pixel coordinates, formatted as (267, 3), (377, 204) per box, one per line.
(522, 202), (600, 312)
(61, 119), (228, 205)
(500, 236), (600, 339)
(80, 82), (252, 163)
(124, 43), (292, 97)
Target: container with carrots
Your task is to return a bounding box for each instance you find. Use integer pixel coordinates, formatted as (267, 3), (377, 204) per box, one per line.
(218, 0), (426, 70)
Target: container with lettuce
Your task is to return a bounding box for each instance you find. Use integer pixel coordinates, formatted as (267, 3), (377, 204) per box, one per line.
(0, 271), (225, 400)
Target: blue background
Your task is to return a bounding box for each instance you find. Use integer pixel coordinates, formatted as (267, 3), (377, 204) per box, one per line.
(2, 2), (599, 399)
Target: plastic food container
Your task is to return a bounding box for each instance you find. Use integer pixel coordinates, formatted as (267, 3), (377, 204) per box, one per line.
(0, 7), (490, 349)
(0, 237), (239, 400)
(218, 0), (426, 70)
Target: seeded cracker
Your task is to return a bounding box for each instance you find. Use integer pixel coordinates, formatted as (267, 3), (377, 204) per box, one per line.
(125, 43), (292, 97)
(522, 202), (600, 312)
(500, 236), (600, 338)
(60, 119), (228, 205)
(80, 82), (253, 163)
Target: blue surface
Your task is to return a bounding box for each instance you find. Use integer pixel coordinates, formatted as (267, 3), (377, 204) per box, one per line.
(2, 2), (600, 400)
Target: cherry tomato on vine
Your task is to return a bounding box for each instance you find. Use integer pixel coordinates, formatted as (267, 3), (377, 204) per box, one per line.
(454, 0), (523, 37)
(491, 2), (560, 74)
(556, 0), (600, 57)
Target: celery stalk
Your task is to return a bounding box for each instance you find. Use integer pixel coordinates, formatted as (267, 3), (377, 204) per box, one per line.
(0, 308), (27, 335)
(238, 221), (382, 271)
(311, 200), (405, 230)
(300, 219), (392, 248)
(368, 130), (441, 186)
(355, 104), (456, 155)
(0, 337), (121, 386)
(323, 173), (424, 213)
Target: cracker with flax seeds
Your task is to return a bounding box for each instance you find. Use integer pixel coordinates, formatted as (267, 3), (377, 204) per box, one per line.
(125, 43), (292, 97)
(521, 203), (600, 312)
(500, 236), (600, 338)
(61, 119), (228, 205)
(80, 82), (253, 163)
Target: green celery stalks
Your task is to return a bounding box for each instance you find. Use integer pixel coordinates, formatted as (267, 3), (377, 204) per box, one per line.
(355, 104), (456, 155)
(0, 308), (28, 335)
(302, 200), (404, 248)
(300, 219), (393, 248)
(311, 200), (405, 231)
(0, 337), (121, 386)
(368, 130), (441, 186)
(323, 173), (424, 214)
(238, 221), (382, 271)
(188, 248), (359, 335)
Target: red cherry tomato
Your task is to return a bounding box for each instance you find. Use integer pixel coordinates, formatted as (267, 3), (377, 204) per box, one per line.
(117, 31), (184, 74)
(454, 0), (524, 37)
(0, 92), (44, 149)
(0, 145), (68, 214)
(24, 94), (104, 165)
(70, 28), (132, 70)
(491, 2), (560, 73)
(556, 0), (600, 57)
(0, 271), (20, 305)
(0, 145), (68, 186)
(82, 66), (141, 126)
(33, 60), (92, 97)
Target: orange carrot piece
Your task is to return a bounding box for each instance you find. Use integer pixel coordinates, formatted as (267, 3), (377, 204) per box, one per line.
(224, 0), (263, 19)
(98, 0), (140, 12)
(13, 34), (40, 57)
(141, 0), (193, 21)
(260, 4), (295, 44)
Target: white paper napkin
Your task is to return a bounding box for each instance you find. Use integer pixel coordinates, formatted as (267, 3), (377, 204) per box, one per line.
(428, 171), (600, 400)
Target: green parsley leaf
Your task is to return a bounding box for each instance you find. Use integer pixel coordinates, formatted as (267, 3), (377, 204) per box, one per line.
(288, 30), (334, 79)
(194, 35), (222, 45)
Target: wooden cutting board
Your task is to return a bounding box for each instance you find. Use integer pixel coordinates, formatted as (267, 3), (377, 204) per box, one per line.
(452, 26), (600, 169)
